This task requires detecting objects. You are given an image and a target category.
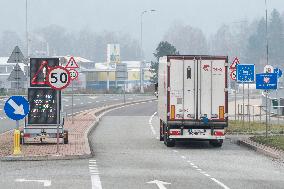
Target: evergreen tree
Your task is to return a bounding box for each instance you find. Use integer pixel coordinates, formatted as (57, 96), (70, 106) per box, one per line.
(150, 41), (179, 84)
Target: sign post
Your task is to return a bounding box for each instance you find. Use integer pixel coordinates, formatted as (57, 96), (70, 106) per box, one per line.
(4, 96), (30, 155)
(230, 57), (239, 121)
(116, 63), (128, 103)
(47, 66), (71, 153)
(7, 46), (25, 95)
(256, 73), (278, 137)
(274, 68), (282, 125)
(236, 64), (255, 128)
(65, 57), (79, 124)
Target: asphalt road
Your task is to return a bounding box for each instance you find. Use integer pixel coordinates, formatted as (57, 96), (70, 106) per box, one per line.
(90, 101), (284, 189)
(0, 100), (283, 189)
(0, 94), (153, 134)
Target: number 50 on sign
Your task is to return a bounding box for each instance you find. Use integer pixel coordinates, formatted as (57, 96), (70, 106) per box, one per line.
(47, 66), (71, 90)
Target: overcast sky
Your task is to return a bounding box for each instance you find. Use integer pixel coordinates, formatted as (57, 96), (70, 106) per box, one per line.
(1, 0), (284, 59)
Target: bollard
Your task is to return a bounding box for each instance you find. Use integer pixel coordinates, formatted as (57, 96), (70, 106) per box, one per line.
(13, 129), (21, 155)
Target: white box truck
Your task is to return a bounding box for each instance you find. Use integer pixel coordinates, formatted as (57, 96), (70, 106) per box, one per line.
(158, 55), (228, 147)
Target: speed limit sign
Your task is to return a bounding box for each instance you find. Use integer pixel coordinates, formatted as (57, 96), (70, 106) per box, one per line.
(47, 66), (71, 90)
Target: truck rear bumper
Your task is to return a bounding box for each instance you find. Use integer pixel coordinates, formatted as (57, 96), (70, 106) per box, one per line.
(168, 128), (225, 140)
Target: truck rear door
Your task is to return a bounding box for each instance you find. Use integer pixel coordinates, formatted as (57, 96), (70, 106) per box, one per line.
(168, 56), (227, 121)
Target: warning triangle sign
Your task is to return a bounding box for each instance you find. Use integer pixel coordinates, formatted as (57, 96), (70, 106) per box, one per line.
(230, 57), (240, 70)
(65, 56), (79, 69)
(7, 46), (25, 63)
(7, 63), (27, 81)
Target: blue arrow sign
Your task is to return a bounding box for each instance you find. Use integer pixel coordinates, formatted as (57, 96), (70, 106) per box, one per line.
(274, 68), (282, 78)
(256, 73), (278, 90)
(236, 64), (255, 83)
(4, 96), (30, 121)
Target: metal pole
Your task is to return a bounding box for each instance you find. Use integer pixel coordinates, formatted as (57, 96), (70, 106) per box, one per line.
(56, 90), (60, 153)
(265, 91), (268, 137)
(72, 81), (74, 124)
(265, 0), (269, 66)
(242, 82), (245, 126)
(277, 78), (280, 125)
(253, 106), (255, 122)
(26, 0), (29, 57)
(123, 80), (126, 104)
(248, 83), (250, 128)
(234, 81), (237, 121)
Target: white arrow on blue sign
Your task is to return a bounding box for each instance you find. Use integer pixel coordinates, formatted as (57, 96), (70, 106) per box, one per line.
(274, 68), (282, 78)
(4, 96), (30, 120)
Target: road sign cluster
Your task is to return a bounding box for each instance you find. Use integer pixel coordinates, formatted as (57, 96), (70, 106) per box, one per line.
(229, 56), (282, 91)
(229, 57), (239, 80)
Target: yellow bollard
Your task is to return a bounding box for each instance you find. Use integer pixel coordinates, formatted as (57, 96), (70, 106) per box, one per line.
(13, 129), (21, 155)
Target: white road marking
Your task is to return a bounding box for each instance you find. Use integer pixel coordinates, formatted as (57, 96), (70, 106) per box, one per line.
(80, 102), (84, 105)
(147, 180), (171, 189)
(15, 178), (51, 187)
(204, 174), (211, 177)
(89, 96), (97, 100)
(149, 112), (157, 136)
(181, 156), (186, 159)
(192, 165), (198, 169)
(210, 178), (231, 189)
(96, 101), (100, 103)
(89, 159), (102, 189)
(65, 105), (69, 107)
(88, 102), (92, 104)
(173, 150), (178, 153)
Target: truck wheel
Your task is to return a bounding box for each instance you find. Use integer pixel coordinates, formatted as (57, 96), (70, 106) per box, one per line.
(209, 139), (223, 147)
(64, 130), (69, 144)
(160, 120), (164, 141)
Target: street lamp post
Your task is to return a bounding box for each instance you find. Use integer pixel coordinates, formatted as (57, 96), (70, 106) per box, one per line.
(140, 9), (156, 93)
(26, 0), (29, 57)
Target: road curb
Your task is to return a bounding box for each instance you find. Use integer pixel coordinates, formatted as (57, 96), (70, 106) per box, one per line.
(1, 98), (156, 161)
(235, 138), (284, 160)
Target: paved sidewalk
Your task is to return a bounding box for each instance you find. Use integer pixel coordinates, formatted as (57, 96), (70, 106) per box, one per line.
(0, 99), (156, 160)
(0, 110), (97, 160)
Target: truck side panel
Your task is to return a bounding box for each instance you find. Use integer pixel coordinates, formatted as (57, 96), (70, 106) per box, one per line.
(158, 57), (168, 123)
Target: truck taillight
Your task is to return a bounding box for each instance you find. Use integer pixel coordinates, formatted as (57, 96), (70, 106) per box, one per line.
(219, 106), (225, 119)
(169, 130), (180, 135)
(170, 105), (175, 119)
(214, 131), (224, 136)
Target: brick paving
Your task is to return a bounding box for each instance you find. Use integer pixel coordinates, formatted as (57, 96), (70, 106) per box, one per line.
(0, 110), (97, 158)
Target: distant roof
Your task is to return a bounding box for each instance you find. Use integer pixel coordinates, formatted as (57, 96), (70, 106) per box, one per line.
(62, 56), (94, 63)
(0, 57), (26, 71)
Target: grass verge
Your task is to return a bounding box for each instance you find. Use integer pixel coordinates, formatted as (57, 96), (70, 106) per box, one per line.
(226, 120), (284, 134)
(250, 135), (284, 151)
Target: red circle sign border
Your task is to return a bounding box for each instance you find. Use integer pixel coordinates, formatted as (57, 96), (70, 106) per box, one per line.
(230, 70), (236, 80)
(69, 69), (79, 80)
(47, 66), (71, 90)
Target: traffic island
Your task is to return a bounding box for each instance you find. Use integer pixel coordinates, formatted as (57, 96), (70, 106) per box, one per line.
(237, 136), (284, 161)
(0, 99), (156, 161)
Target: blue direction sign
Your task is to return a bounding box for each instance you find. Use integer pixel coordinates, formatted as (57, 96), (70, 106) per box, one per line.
(4, 96), (30, 120)
(256, 73), (278, 90)
(236, 64), (255, 83)
(274, 68), (283, 78)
